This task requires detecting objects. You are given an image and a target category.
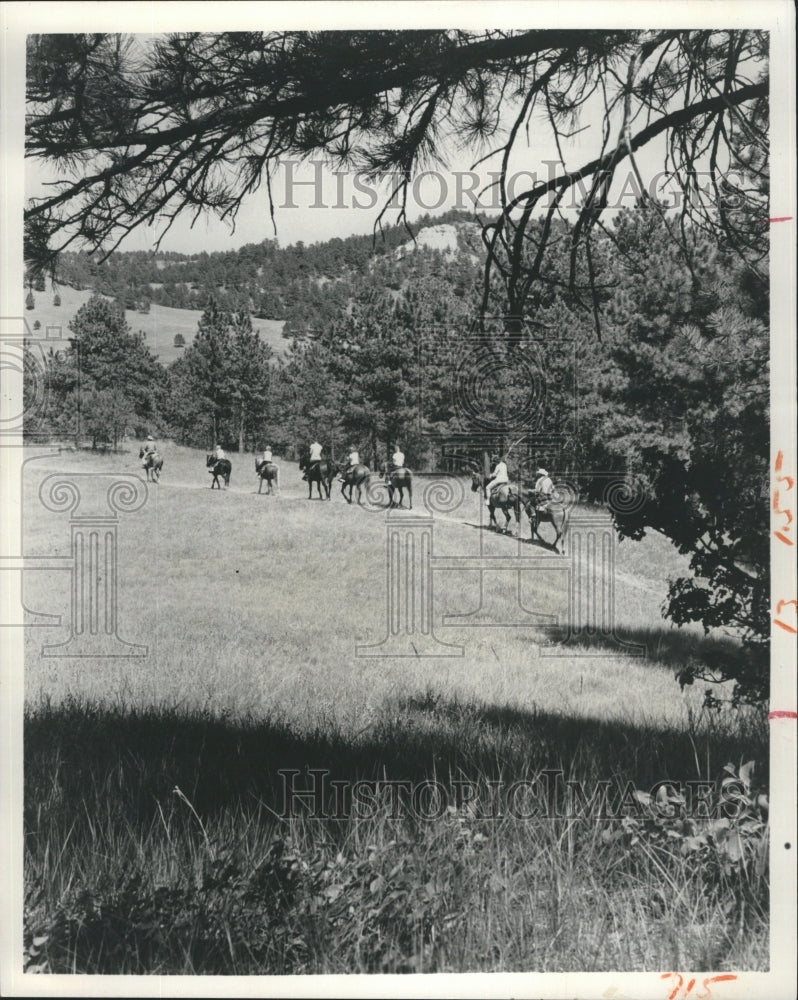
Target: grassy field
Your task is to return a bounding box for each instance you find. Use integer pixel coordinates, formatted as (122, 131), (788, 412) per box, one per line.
(22, 444), (769, 974)
(23, 284), (287, 363)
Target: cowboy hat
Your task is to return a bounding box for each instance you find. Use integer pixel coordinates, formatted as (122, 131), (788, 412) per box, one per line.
(536, 467), (549, 477)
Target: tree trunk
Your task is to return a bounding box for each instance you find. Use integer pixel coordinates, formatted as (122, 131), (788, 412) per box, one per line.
(482, 449), (491, 478)
(238, 406), (244, 453)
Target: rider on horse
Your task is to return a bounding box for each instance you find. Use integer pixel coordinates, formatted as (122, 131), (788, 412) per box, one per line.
(342, 445), (359, 477)
(390, 445), (405, 473)
(302, 440), (323, 481)
(533, 467), (555, 510)
(214, 443), (226, 461)
(141, 434), (158, 468)
(484, 454), (509, 503)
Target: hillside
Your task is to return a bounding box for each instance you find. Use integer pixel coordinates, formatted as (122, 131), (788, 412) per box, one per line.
(39, 209), (486, 353)
(24, 285), (287, 364)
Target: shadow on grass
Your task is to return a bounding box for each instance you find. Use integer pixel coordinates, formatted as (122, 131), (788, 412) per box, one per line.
(25, 691), (766, 829)
(529, 623), (752, 673)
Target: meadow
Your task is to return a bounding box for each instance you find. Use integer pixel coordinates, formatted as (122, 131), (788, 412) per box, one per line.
(21, 445), (769, 974)
(23, 285), (287, 364)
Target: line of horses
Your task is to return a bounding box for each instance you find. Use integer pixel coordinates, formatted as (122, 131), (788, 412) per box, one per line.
(148, 452), (566, 552)
(298, 454), (412, 508)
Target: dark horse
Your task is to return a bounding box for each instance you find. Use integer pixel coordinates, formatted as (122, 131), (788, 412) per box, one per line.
(139, 448), (163, 483)
(340, 463), (371, 504)
(380, 462), (413, 509)
(255, 459), (279, 495)
(298, 450), (338, 500)
(523, 492), (569, 554)
(470, 472), (524, 533)
(206, 454), (232, 489)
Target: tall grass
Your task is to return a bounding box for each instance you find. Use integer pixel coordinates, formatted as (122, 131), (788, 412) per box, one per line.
(24, 693), (768, 974)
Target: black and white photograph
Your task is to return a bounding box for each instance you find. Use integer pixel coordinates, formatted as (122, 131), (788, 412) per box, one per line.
(1, 2), (795, 997)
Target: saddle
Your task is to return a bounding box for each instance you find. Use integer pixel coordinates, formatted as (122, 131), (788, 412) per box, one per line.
(489, 484), (513, 503)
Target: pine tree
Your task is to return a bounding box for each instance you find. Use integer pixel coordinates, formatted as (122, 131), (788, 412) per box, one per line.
(66, 294), (164, 448)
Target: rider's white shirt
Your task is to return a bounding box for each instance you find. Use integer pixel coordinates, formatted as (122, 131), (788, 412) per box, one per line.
(490, 462), (509, 484)
(392, 451), (405, 467)
(263, 450), (273, 462)
(309, 443), (323, 461)
(348, 451), (359, 466)
(215, 449), (225, 460)
(535, 475), (553, 495)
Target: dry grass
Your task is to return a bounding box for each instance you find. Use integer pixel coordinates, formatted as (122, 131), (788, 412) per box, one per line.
(22, 287), (286, 364)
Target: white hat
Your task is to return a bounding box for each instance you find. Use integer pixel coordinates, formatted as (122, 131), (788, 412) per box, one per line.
(147, 435), (154, 440)
(536, 467), (548, 477)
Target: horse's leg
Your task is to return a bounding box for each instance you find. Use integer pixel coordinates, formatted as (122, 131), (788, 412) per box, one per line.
(258, 477), (263, 494)
(407, 482), (412, 510)
(557, 513), (568, 555)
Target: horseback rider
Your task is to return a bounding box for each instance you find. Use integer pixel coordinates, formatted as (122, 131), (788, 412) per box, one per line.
(141, 434), (157, 468)
(302, 440), (323, 481)
(484, 454), (509, 502)
(343, 445), (359, 478)
(534, 467), (554, 511)
(258, 445), (279, 491)
(213, 443), (226, 461)
(390, 444), (405, 473)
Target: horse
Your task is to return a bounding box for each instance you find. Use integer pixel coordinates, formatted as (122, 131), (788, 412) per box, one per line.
(206, 454), (232, 489)
(380, 462), (413, 509)
(139, 447), (163, 483)
(255, 459), (279, 495)
(523, 491), (569, 554)
(340, 463), (371, 505)
(470, 472), (524, 533)
(298, 450), (338, 500)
